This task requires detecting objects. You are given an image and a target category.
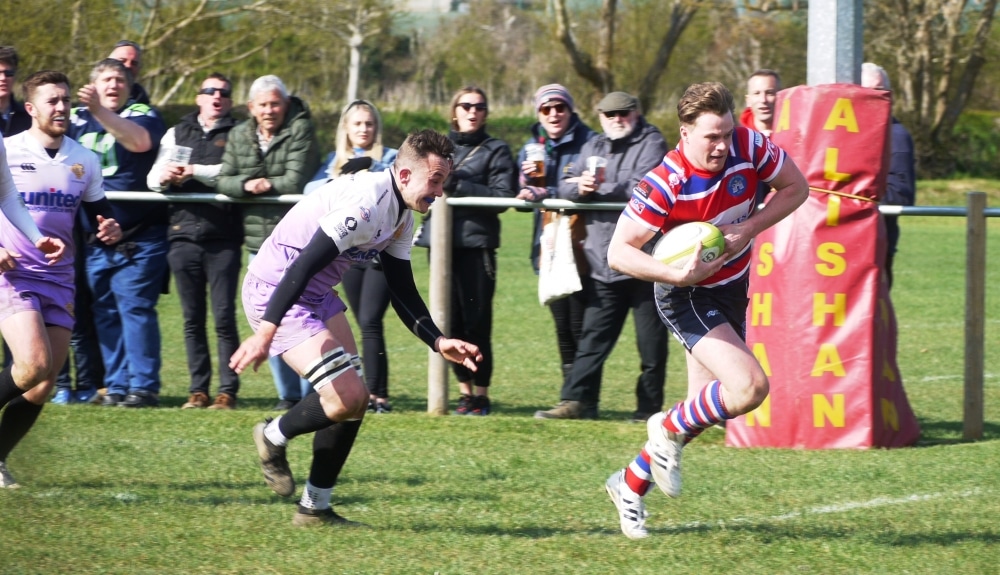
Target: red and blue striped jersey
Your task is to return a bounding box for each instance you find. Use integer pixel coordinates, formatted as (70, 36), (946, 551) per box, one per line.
(624, 127), (786, 286)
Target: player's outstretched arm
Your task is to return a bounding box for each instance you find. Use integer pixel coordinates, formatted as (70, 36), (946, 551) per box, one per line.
(380, 252), (483, 372)
(230, 323), (277, 375)
(436, 337), (483, 372)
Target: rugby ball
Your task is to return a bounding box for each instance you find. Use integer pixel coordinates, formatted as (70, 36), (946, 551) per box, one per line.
(652, 222), (725, 269)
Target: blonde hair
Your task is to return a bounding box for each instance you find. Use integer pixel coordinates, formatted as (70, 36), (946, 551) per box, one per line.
(332, 99), (385, 177)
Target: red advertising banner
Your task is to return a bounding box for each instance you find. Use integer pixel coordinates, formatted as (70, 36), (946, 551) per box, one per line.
(726, 84), (920, 449)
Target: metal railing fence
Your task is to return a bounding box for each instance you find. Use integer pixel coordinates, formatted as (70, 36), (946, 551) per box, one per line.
(105, 191), (993, 439)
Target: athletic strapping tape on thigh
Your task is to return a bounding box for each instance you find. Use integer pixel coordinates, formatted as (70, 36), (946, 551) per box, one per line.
(302, 347), (355, 392)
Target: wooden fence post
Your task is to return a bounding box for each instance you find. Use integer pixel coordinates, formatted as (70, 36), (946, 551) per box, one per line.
(964, 191), (986, 440)
(427, 195), (452, 415)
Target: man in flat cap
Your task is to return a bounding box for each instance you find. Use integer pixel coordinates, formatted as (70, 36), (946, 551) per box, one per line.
(535, 91), (669, 422)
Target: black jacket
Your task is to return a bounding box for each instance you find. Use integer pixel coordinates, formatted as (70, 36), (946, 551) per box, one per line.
(414, 128), (517, 249)
(1, 97), (31, 136)
(166, 112), (243, 244)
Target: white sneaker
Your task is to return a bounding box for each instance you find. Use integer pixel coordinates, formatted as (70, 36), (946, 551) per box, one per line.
(646, 411), (684, 497)
(0, 461), (21, 489)
(605, 470), (648, 540)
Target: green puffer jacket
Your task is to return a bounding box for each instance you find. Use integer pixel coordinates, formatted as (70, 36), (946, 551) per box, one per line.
(217, 95), (321, 252)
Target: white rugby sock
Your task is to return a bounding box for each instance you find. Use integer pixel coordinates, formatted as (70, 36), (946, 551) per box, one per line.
(264, 417), (289, 447)
(299, 481), (333, 510)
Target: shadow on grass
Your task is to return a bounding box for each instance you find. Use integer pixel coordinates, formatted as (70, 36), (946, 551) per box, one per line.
(913, 417), (1000, 446)
(647, 521), (1000, 547)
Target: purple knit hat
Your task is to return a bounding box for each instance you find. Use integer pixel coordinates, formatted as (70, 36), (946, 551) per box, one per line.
(533, 84), (574, 112)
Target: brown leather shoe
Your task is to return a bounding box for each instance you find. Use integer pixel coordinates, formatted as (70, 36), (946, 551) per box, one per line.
(533, 400), (598, 420)
(208, 393), (236, 410)
(182, 392), (210, 409)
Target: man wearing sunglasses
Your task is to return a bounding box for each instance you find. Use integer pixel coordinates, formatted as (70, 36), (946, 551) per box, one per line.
(0, 47), (30, 137)
(147, 73), (243, 410)
(535, 91), (669, 422)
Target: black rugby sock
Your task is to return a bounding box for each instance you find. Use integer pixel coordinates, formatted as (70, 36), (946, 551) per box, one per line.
(0, 366), (25, 410)
(308, 419), (362, 489)
(0, 396), (44, 461)
(278, 393), (336, 439)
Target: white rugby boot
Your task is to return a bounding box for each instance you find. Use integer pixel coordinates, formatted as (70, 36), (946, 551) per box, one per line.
(605, 470), (649, 539)
(0, 461), (21, 489)
(646, 411), (684, 497)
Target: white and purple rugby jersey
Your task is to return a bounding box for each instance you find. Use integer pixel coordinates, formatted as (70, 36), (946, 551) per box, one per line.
(248, 170), (412, 299)
(1, 132), (105, 284)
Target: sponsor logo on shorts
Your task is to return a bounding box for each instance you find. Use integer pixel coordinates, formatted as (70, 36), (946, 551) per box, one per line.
(727, 174), (748, 197)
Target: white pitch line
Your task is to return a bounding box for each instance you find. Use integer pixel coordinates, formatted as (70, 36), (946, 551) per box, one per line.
(664, 489), (983, 532)
(912, 373), (999, 383)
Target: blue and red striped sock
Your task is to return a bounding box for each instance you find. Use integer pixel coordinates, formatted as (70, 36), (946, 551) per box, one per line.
(663, 380), (731, 444)
(623, 447), (655, 496)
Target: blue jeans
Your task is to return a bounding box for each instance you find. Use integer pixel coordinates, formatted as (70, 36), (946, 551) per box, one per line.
(86, 231), (169, 396)
(56, 231), (104, 391)
(269, 355), (312, 401)
(246, 251), (310, 401)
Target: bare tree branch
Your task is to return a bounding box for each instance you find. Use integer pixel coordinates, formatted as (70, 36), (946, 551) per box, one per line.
(552, 0), (610, 92)
(142, 0), (271, 51)
(934, 0), (998, 141)
(637, 0), (700, 111)
(152, 40), (274, 106)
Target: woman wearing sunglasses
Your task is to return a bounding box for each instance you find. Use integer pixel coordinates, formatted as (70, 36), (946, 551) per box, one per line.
(515, 84), (596, 398)
(304, 100), (398, 414)
(413, 86), (517, 416)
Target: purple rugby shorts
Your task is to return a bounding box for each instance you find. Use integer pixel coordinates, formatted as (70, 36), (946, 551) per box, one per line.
(0, 274), (75, 330)
(241, 272), (348, 356)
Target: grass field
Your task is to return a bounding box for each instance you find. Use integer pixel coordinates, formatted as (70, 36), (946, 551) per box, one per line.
(2, 185), (999, 574)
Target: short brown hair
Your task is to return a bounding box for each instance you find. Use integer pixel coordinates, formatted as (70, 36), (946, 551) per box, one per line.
(21, 70), (70, 103)
(677, 82), (735, 126)
(90, 58), (133, 88)
(748, 69), (782, 90)
(396, 129), (454, 167)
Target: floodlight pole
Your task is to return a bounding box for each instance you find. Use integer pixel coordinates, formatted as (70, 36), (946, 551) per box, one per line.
(807, 0), (863, 85)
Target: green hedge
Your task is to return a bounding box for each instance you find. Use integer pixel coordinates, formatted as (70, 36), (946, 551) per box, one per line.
(951, 110), (1000, 178)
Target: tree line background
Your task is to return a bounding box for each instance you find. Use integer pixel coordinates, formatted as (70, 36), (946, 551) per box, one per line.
(1, 0), (999, 178)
